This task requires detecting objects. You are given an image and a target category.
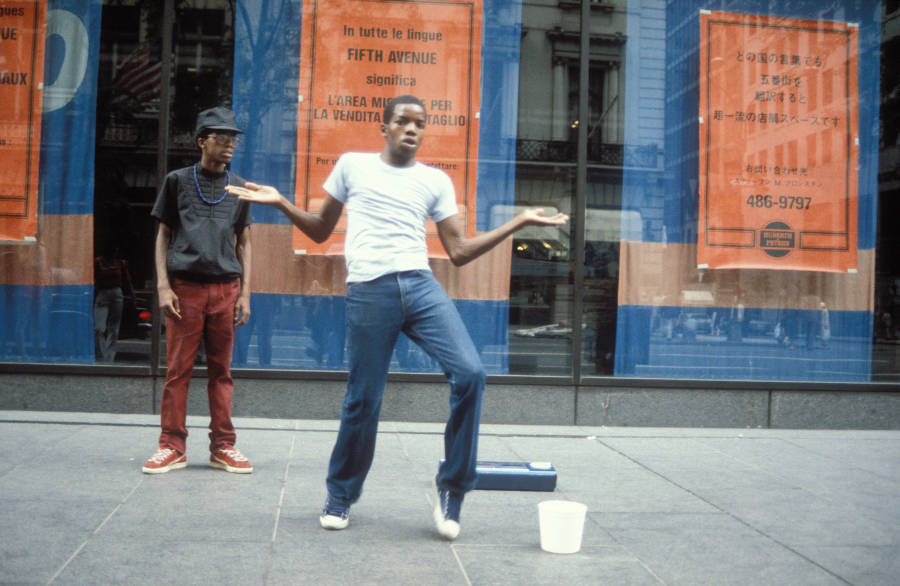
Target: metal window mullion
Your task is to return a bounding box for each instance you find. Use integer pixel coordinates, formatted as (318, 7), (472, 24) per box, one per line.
(151, 0), (174, 378)
(571, 0), (589, 385)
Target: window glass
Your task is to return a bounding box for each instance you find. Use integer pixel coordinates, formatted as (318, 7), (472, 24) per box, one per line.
(506, 0), (578, 375)
(873, 2), (900, 381)
(3, 0), (898, 388)
(94, 2), (163, 364)
(613, 0), (882, 382)
(231, 0), (545, 373)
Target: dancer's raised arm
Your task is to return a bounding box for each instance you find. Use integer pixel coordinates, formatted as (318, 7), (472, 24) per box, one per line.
(226, 182), (343, 243)
(437, 207), (569, 266)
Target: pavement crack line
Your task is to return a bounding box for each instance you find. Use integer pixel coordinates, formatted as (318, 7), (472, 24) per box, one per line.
(595, 439), (853, 586)
(46, 475), (145, 585)
(262, 434), (296, 585)
(449, 544), (473, 586)
(422, 488), (473, 586)
(272, 434), (297, 543)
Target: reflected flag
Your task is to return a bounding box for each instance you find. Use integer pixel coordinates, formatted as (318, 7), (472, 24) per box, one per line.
(111, 41), (172, 105)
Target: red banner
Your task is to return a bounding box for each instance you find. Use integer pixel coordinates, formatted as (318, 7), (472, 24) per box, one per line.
(698, 10), (859, 272)
(0, 1), (46, 242)
(293, 0), (482, 256)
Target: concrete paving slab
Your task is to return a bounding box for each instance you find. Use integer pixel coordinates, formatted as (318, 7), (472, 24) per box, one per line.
(267, 539), (466, 585)
(787, 437), (900, 483)
(0, 459), (143, 502)
(54, 538), (272, 585)
(596, 512), (848, 586)
(794, 545), (900, 586)
(96, 502), (278, 544)
(692, 436), (900, 519)
(0, 424), (82, 468)
(0, 497), (123, 585)
(707, 487), (897, 547)
(453, 544), (661, 585)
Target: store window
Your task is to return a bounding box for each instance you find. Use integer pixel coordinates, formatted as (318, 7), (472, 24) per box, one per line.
(613, 0), (883, 382)
(2, 0), (900, 388)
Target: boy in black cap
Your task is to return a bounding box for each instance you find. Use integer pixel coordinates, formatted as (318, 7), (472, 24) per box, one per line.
(143, 107), (254, 474)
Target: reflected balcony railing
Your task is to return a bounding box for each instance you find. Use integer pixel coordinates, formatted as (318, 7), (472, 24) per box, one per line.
(516, 139), (659, 168)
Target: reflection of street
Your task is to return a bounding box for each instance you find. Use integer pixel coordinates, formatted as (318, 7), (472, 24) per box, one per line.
(872, 340), (900, 382)
(636, 334), (869, 381)
(508, 332), (571, 375)
(513, 323), (574, 338)
(505, 325), (871, 380)
(104, 290), (153, 363)
(228, 327), (510, 372)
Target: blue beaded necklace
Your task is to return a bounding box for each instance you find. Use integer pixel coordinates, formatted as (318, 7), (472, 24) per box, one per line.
(193, 164), (229, 205)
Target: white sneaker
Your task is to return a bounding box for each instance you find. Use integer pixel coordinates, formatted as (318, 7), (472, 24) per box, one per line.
(432, 479), (462, 540)
(319, 495), (350, 530)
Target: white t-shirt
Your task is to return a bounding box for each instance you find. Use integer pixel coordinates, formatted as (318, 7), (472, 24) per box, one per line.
(323, 152), (459, 283)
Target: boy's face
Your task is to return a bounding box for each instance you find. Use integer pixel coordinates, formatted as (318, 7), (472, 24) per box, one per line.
(198, 131), (240, 166)
(381, 103), (426, 163)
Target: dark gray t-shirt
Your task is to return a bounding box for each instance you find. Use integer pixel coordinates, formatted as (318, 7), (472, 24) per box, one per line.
(151, 165), (250, 282)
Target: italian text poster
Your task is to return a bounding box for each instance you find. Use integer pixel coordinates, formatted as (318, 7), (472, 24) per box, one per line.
(0, 1), (45, 242)
(698, 10), (859, 272)
(293, 0), (482, 256)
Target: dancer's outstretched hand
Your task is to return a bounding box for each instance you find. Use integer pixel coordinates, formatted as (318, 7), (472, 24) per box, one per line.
(518, 208), (570, 226)
(225, 182), (284, 206)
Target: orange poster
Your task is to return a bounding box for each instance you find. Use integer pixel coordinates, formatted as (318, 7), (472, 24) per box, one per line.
(293, 0), (482, 256)
(698, 10), (859, 272)
(0, 1), (46, 242)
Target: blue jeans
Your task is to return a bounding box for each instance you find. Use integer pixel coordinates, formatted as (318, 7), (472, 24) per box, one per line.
(326, 270), (486, 504)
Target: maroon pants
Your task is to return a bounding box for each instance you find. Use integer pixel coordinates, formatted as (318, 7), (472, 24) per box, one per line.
(159, 278), (240, 454)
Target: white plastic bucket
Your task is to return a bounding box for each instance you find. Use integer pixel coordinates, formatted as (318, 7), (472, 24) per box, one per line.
(538, 500), (588, 554)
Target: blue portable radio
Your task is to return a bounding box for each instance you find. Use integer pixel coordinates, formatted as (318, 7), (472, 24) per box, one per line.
(440, 460), (557, 491)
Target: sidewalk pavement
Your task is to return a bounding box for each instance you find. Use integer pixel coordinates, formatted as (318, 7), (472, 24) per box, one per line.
(1, 411), (898, 586)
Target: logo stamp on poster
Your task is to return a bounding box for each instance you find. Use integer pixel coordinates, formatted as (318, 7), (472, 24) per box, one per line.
(759, 221), (794, 258)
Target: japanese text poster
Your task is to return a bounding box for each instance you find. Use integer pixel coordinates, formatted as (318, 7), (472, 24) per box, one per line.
(698, 10), (859, 272)
(293, 0), (482, 256)
(0, 1), (45, 242)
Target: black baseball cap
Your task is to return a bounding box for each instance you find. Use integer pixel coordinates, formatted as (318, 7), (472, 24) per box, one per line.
(195, 107), (244, 137)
